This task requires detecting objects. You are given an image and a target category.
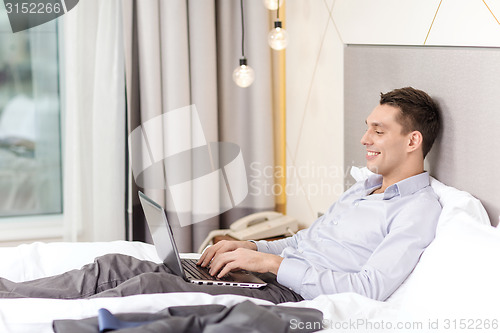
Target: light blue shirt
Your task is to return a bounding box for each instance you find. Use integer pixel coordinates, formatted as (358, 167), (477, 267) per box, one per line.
(255, 172), (441, 301)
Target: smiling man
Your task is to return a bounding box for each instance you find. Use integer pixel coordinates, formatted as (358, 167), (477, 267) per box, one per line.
(200, 87), (442, 301)
(0, 87), (442, 305)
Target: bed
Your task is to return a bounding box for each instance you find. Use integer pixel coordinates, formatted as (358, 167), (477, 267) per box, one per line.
(0, 169), (498, 332)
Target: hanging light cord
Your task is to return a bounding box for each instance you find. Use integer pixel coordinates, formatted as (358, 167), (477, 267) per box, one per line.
(277, 1), (280, 20)
(240, 0), (245, 58)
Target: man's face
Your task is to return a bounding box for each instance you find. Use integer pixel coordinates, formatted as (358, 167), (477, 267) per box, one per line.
(360, 104), (409, 177)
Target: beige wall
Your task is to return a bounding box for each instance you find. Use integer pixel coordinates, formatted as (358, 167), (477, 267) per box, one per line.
(286, 0), (500, 226)
(286, 0), (344, 226)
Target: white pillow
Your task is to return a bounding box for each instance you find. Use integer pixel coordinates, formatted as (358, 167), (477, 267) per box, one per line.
(349, 166), (491, 230)
(393, 216), (500, 318)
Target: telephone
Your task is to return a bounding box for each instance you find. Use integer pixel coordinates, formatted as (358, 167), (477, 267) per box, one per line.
(197, 211), (299, 253)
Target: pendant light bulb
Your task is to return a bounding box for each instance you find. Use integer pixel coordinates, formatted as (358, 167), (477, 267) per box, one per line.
(268, 21), (288, 50)
(263, 0), (283, 10)
(233, 58), (255, 88)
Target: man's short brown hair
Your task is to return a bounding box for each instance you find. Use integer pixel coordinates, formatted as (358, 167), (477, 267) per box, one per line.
(380, 87), (440, 158)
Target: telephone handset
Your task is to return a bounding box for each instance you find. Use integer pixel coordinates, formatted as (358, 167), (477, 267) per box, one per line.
(197, 211), (299, 253)
(227, 211), (298, 241)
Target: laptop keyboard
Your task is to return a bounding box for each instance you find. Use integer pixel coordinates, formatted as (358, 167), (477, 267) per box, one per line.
(181, 259), (217, 281)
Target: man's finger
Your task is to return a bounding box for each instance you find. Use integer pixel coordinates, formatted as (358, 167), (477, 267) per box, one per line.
(198, 242), (223, 266)
(197, 250), (207, 265)
(217, 261), (237, 278)
(209, 251), (235, 276)
(197, 247), (210, 266)
(208, 256), (226, 276)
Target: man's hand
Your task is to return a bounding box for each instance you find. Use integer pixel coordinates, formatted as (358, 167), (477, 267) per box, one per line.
(197, 240), (256, 267)
(196, 240), (283, 278)
(208, 248), (283, 278)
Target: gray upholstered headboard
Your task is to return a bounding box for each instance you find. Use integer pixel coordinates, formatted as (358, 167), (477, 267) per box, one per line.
(344, 45), (499, 226)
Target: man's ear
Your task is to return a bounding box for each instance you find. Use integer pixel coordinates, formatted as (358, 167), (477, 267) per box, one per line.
(407, 131), (423, 153)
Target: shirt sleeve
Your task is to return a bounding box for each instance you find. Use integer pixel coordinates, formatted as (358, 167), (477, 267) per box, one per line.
(253, 232), (301, 254)
(276, 194), (441, 301)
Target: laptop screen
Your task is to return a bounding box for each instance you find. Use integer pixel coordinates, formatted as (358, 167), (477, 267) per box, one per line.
(138, 191), (185, 278)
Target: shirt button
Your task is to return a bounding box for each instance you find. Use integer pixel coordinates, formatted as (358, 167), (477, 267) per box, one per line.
(354, 201), (359, 207)
(333, 220), (339, 225)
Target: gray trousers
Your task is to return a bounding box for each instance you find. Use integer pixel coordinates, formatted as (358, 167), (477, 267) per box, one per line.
(0, 254), (303, 304)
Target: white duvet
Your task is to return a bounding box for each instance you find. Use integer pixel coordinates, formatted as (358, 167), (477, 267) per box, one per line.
(1, 175), (499, 332)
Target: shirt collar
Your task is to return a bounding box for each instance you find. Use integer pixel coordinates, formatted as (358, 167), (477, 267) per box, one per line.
(363, 172), (431, 200)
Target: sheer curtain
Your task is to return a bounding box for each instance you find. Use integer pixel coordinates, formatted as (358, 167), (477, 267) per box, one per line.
(123, 0), (276, 252)
(62, 0), (126, 241)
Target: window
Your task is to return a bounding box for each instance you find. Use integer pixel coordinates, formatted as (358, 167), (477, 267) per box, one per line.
(0, 9), (62, 222)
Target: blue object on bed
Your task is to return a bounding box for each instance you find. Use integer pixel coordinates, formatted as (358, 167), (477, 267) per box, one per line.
(98, 308), (152, 332)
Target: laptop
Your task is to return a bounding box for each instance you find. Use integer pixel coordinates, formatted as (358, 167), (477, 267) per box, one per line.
(138, 191), (267, 289)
